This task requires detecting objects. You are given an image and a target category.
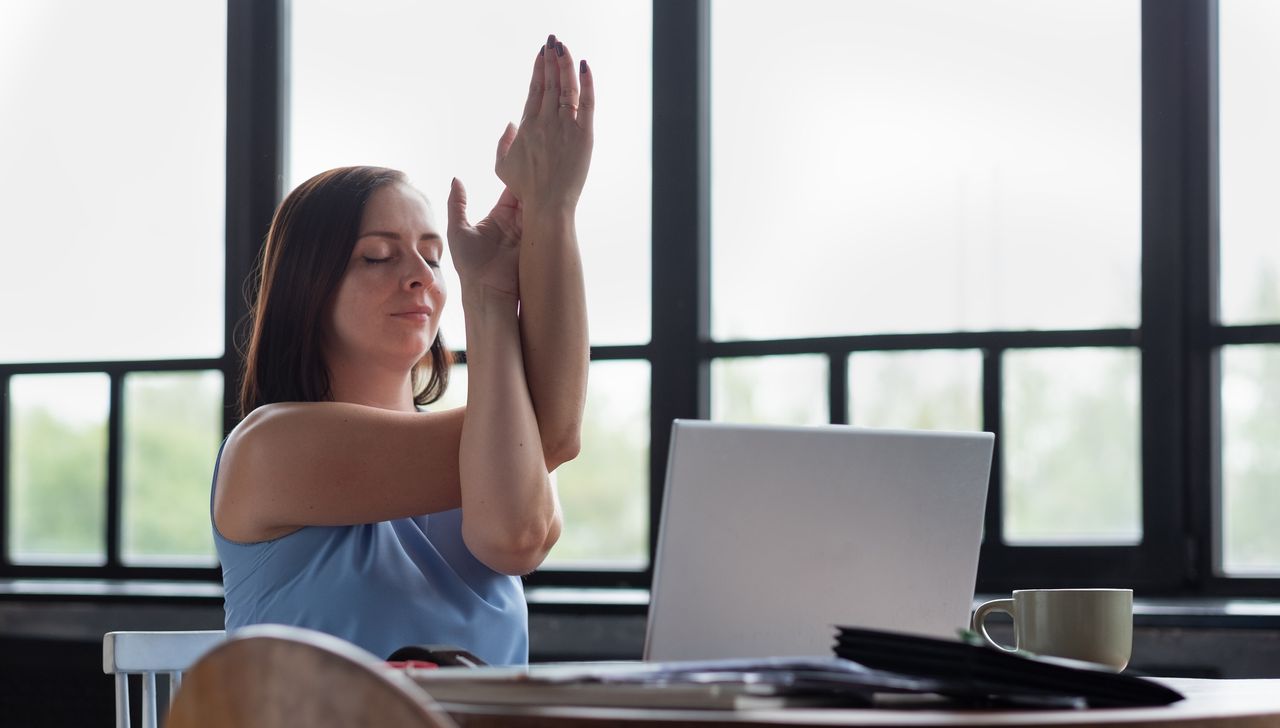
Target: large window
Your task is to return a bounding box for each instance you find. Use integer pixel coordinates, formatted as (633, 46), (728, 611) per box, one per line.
(2, 0), (1276, 597)
(1217, 0), (1280, 577)
(1, 0), (226, 578)
(288, 0), (654, 570)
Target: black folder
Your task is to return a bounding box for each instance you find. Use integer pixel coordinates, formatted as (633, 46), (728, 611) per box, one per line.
(833, 626), (1184, 709)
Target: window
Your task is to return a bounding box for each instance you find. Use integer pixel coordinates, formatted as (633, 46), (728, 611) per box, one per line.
(288, 0), (654, 573)
(1217, 0), (1280, 578)
(704, 0), (1154, 591)
(1, 0), (227, 579)
(3, 0), (1276, 599)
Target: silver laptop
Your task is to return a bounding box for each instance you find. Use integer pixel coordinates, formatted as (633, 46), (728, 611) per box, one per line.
(644, 419), (994, 662)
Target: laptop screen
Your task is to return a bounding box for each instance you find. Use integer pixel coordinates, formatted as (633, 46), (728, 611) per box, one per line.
(644, 420), (993, 662)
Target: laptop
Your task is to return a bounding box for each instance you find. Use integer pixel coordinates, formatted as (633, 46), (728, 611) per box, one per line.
(643, 419), (994, 662)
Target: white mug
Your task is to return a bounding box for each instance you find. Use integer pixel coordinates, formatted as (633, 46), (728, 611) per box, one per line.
(971, 588), (1133, 671)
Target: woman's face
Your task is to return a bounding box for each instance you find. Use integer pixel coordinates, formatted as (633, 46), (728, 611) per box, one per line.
(325, 182), (447, 371)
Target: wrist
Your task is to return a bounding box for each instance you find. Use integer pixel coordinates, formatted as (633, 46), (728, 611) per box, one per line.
(520, 202), (577, 229)
(461, 283), (519, 309)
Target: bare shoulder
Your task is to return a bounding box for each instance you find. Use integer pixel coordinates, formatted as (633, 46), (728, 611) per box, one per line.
(213, 402), (467, 543)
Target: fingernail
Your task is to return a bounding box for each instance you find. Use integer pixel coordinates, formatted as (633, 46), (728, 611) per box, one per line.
(580, 59), (587, 74)
(556, 42), (564, 58)
(539, 45), (545, 57)
(547, 34), (556, 48)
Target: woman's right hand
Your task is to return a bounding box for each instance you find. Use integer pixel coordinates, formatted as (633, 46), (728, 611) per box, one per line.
(494, 35), (594, 214)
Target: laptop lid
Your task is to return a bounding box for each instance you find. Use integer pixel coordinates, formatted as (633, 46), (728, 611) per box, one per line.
(644, 420), (994, 662)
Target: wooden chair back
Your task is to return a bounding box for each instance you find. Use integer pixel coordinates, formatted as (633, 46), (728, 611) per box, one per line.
(167, 625), (457, 728)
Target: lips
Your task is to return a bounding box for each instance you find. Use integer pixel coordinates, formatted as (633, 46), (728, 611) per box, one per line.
(392, 306), (434, 316)
(390, 305), (433, 325)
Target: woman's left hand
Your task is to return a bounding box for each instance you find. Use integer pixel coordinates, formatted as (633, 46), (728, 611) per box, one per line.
(446, 178), (522, 297)
(495, 35), (594, 213)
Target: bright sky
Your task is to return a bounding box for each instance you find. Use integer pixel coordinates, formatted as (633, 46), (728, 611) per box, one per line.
(1, 0), (1276, 368)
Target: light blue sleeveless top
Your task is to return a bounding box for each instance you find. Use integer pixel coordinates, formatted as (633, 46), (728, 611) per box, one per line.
(211, 439), (529, 665)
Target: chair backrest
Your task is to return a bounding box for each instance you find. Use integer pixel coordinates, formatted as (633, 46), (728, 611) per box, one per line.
(166, 624), (457, 728)
(103, 630), (227, 728)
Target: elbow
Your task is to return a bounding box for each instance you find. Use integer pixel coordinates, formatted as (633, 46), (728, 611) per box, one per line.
(543, 429), (582, 472)
(463, 512), (561, 577)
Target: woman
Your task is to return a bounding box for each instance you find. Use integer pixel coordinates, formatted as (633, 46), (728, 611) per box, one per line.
(210, 35), (593, 666)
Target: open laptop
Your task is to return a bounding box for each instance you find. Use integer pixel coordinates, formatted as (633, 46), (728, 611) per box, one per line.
(643, 419), (994, 662)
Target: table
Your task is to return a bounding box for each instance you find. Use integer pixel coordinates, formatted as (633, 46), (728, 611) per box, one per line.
(415, 675), (1280, 728)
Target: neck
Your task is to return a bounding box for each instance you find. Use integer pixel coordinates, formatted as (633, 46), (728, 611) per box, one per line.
(325, 350), (418, 412)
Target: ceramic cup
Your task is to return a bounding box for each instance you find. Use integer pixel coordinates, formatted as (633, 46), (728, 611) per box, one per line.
(970, 588), (1133, 671)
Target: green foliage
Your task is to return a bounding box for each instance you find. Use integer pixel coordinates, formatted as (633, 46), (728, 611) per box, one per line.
(852, 352), (981, 431)
(8, 373), (221, 565)
(122, 373), (222, 563)
(550, 365), (650, 566)
(9, 407), (106, 559)
(712, 356), (828, 426)
(1222, 345), (1280, 572)
(1003, 350), (1141, 543)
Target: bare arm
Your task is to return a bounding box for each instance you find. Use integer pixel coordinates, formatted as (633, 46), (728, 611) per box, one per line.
(456, 285), (561, 574)
(502, 37), (595, 470)
(519, 211), (587, 470)
(212, 403), (465, 543)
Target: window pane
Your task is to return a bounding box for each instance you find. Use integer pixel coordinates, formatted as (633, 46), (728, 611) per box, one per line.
(0, 1), (225, 363)
(1221, 345), (1280, 574)
(711, 356), (828, 426)
(546, 361), (649, 568)
(711, 0), (1139, 339)
(1220, 0), (1280, 325)
(850, 350), (982, 431)
(7, 374), (109, 564)
(121, 371), (222, 566)
(290, 1), (651, 347)
(1003, 348), (1141, 544)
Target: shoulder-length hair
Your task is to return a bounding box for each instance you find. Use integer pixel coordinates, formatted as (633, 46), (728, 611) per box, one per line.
(237, 166), (451, 418)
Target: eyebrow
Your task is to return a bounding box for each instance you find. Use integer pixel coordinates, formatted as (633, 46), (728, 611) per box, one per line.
(358, 231), (442, 243)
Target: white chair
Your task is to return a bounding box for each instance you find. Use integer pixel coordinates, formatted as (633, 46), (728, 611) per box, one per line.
(103, 630), (227, 728)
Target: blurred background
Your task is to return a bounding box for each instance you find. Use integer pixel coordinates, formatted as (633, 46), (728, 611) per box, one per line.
(1, 0), (1278, 723)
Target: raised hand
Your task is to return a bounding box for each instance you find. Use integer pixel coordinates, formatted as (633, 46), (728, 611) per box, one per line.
(446, 178), (522, 297)
(495, 35), (595, 213)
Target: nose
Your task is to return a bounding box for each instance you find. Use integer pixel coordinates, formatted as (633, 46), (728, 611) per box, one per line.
(404, 257), (441, 292)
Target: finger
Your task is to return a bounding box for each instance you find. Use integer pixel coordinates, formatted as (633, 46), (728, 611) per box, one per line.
(521, 46), (544, 122)
(577, 59), (595, 133)
(538, 33), (561, 117)
(495, 122), (517, 170)
(553, 40), (580, 119)
(446, 177), (469, 233)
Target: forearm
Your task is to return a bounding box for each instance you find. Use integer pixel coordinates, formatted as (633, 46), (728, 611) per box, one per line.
(458, 285), (561, 574)
(518, 209), (589, 469)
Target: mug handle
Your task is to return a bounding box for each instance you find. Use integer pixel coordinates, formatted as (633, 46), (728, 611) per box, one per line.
(971, 598), (1017, 652)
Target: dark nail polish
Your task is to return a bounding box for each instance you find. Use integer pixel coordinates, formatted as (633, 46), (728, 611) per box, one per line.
(579, 59), (586, 74)
(539, 45), (545, 57)
(556, 42), (564, 58)
(547, 34), (556, 48)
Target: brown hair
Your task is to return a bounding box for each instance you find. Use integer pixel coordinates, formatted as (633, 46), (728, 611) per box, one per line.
(237, 166), (451, 418)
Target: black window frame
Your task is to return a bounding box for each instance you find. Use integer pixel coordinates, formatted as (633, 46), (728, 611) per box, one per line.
(2, 0), (1278, 598)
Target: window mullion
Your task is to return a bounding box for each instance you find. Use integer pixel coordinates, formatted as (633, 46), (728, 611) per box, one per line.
(1139, 0), (1214, 589)
(106, 372), (124, 568)
(650, 0), (712, 570)
(224, 0), (286, 437)
(0, 370), (9, 571)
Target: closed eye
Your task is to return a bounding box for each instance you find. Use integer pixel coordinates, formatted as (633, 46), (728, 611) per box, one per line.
(363, 256), (391, 265)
